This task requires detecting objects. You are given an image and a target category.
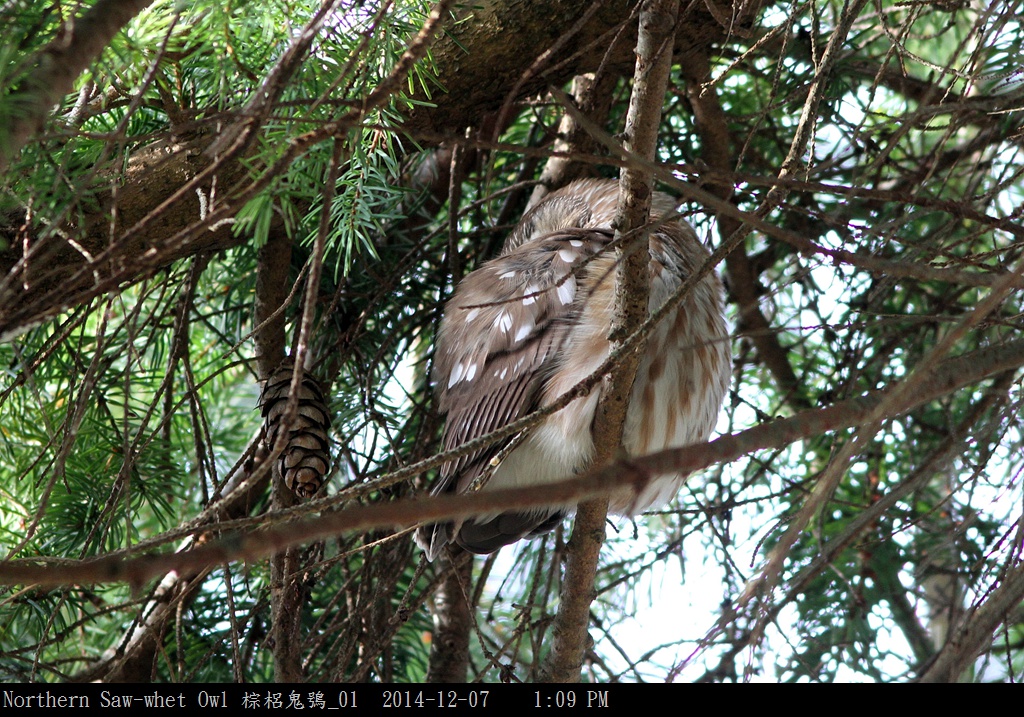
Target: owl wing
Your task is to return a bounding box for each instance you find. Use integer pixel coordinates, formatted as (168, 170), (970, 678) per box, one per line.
(420, 228), (613, 557)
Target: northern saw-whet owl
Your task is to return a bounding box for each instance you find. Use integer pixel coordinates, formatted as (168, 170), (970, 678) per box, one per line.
(417, 179), (729, 560)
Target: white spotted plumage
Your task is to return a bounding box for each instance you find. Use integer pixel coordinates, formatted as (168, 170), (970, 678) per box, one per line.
(418, 179), (730, 559)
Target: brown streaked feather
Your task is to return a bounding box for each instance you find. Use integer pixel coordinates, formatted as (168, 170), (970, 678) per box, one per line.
(429, 228), (614, 498)
(417, 178), (730, 560)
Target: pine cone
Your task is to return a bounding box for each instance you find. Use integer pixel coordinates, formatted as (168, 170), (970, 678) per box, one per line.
(260, 360), (332, 498)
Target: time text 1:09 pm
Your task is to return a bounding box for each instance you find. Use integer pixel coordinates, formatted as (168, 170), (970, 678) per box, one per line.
(534, 690), (610, 708)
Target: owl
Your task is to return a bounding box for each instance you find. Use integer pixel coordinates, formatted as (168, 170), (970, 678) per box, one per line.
(417, 179), (729, 559)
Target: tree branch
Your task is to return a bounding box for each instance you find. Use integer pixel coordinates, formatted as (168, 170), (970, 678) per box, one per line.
(0, 0), (740, 342)
(540, 0), (676, 682)
(0, 0), (155, 173)
(425, 550), (474, 683)
(917, 557), (1024, 683)
(681, 49), (811, 411)
(4, 334), (1022, 591)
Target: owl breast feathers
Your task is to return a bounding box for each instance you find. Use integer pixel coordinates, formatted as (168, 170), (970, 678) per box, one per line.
(417, 178), (729, 559)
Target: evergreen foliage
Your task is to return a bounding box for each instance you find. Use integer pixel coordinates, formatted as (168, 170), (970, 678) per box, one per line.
(0, 0), (1022, 683)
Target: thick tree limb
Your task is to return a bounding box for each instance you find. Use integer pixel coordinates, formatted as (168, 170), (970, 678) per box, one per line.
(270, 492), (306, 682)
(3, 334), (1021, 590)
(425, 550), (474, 683)
(541, 0), (679, 683)
(0, 0), (449, 340)
(0, 0), (155, 173)
(0, 0), (741, 341)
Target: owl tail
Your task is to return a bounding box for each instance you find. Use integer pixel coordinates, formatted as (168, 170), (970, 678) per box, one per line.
(455, 510), (564, 554)
(414, 521), (454, 562)
(416, 510), (563, 561)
